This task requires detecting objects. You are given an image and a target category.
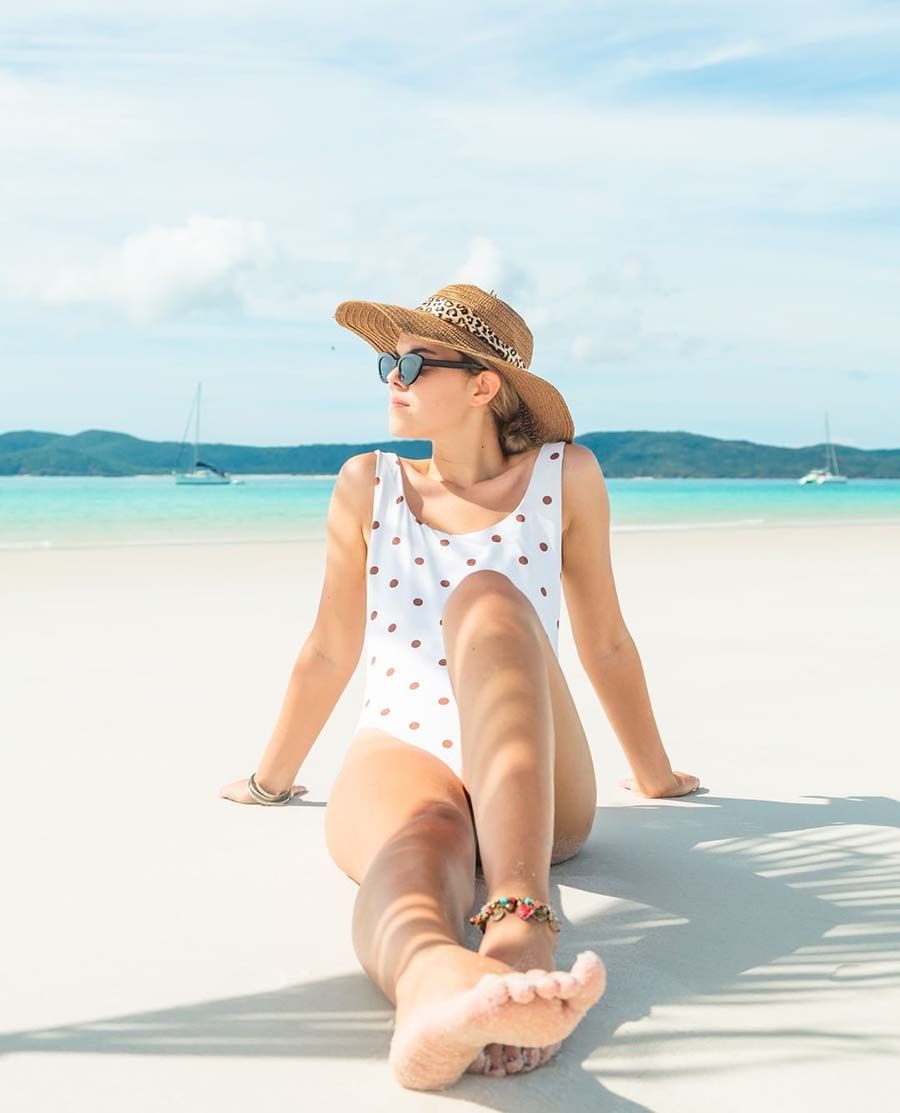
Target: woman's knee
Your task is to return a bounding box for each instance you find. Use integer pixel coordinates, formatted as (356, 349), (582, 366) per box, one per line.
(550, 833), (588, 865)
(442, 569), (540, 632)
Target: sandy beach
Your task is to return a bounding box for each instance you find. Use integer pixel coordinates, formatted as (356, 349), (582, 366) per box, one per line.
(3, 520), (899, 1110)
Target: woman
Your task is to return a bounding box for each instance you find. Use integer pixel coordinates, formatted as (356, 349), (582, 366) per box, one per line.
(219, 284), (700, 1091)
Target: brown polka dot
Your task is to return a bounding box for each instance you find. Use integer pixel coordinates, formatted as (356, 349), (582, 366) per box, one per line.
(442, 739), (453, 749)
(515, 513), (525, 522)
(409, 681), (420, 689)
(556, 619), (560, 627)
(370, 655), (376, 664)
(391, 536), (401, 545)
(438, 658), (447, 666)
(550, 451), (560, 459)
(409, 722), (420, 730)
(491, 534), (502, 542)
(372, 520), (380, 528)
(440, 579), (450, 587)
(413, 597), (423, 606)
(466, 557), (477, 566)
(539, 542), (549, 551)
(411, 639), (421, 648)
(388, 623), (397, 632)
(380, 708), (390, 716)
(370, 610), (377, 619)
(518, 555), (529, 564)
(440, 538), (450, 546)
(438, 697), (450, 705)
(375, 475), (381, 485)
(386, 667), (395, 676)
(540, 586), (547, 596)
(369, 565), (379, 574)
(542, 495), (552, 504)
(439, 619), (443, 626)
(396, 495), (404, 503)
(364, 699), (370, 707)
(414, 556), (425, 565)
(389, 578), (399, 588)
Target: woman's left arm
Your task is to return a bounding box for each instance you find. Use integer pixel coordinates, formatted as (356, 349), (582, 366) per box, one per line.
(560, 445), (700, 799)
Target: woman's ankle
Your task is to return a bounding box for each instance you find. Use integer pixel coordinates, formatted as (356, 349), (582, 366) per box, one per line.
(393, 941), (473, 1002)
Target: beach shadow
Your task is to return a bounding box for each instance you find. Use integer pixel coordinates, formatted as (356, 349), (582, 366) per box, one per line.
(3, 793), (898, 1112)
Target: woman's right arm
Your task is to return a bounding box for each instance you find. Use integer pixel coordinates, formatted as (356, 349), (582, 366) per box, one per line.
(219, 452), (375, 803)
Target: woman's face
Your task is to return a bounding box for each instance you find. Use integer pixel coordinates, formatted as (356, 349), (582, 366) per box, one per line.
(386, 332), (497, 437)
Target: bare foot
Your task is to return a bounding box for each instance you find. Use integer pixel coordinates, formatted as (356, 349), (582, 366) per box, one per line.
(389, 945), (606, 1091)
(471, 904), (562, 1076)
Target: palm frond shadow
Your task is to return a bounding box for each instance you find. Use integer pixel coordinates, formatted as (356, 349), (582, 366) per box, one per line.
(2, 794), (897, 1112)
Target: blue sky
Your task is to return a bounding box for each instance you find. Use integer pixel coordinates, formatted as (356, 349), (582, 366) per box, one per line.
(1, 1), (898, 449)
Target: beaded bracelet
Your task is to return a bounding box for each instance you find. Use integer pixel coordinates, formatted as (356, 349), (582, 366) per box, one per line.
(247, 771), (293, 805)
(469, 896), (562, 934)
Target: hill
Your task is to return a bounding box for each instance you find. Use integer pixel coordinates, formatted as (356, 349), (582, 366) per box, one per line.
(0, 428), (897, 478)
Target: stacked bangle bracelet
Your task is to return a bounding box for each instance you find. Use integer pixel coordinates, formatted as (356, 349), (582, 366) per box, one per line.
(247, 771), (293, 805)
(469, 896), (562, 933)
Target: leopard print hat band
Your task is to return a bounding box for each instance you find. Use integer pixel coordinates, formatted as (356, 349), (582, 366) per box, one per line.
(412, 294), (528, 371)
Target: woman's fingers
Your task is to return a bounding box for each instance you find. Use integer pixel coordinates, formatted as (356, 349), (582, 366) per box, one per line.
(618, 773), (701, 798)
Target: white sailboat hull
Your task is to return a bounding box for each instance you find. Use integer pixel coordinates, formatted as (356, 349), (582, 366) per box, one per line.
(174, 470), (233, 485)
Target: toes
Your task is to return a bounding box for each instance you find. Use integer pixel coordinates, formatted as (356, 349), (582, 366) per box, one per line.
(465, 1048), (489, 1074)
(474, 971), (512, 1008)
(505, 972), (537, 1004)
(538, 1040), (562, 1064)
(502, 1044), (526, 1072)
(533, 972), (565, 999)
(521, 1047), (542, 1070)
(553, 972), (580, 998)
(485, 1043), (509, 1076)
(568, 951), (608, 1009)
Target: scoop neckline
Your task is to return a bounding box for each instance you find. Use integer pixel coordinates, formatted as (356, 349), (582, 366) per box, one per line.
(388, 442), (549, 539)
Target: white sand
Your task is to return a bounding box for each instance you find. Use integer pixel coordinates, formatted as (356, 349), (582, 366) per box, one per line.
(3, 522), (899, 1110)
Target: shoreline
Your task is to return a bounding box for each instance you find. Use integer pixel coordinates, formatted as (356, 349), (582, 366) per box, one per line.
(2, 515), (899, 553)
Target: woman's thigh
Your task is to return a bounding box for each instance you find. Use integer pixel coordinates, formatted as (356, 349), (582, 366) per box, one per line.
(444, 571), (598, 865)
(324, 726), (478, 884)
(542, 633), (598, 863)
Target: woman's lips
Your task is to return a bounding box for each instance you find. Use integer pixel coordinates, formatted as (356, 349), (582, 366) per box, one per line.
(390, 398), (409, 407)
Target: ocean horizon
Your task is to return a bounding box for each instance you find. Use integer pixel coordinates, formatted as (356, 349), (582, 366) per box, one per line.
(2, 474), (898, 551)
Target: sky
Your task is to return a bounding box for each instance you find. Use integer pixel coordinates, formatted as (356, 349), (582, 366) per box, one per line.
(1, 1), (898, 450)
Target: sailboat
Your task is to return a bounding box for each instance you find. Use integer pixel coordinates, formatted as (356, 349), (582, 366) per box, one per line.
(798, 411), (848, 485)
(172, 381), (236, 485)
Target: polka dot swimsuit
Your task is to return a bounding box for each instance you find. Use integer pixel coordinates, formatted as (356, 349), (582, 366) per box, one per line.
(355, 440), (566, 779)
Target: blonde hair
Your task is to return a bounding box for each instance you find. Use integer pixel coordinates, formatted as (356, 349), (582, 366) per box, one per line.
(465, 363), (541, 456)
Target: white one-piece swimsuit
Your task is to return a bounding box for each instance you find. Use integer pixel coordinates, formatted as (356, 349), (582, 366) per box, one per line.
(354, 439), (566, 779)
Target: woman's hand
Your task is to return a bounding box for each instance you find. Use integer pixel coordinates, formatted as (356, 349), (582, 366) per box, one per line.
(618, 771), (700, 798)
(218, 777), (308, 805)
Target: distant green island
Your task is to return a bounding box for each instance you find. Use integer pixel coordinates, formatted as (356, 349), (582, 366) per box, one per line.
(1, 428), (898, 478)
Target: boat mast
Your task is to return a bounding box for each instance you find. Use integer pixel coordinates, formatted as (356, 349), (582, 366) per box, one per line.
(824, 410), (839, 474)
(193, 382), (201, 470)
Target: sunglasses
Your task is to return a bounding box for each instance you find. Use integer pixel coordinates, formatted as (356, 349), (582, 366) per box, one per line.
(378, 350), (485, 386)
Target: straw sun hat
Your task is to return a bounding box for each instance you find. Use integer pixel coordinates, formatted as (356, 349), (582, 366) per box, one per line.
(333, 283), (575, 444)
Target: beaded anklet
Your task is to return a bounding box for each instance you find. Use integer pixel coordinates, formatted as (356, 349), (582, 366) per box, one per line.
(469, 896), (562, 934)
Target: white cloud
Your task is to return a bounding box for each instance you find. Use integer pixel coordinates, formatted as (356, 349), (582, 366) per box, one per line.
(37, 215), (273, 324)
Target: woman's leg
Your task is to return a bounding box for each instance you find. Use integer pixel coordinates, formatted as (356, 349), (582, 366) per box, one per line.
(325, 727), (480, 1005)
(442, 570), (596, 972)
(325, 724), (606, 1091)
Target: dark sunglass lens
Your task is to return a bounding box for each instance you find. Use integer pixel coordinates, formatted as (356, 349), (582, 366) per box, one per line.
(398, 353), (423, 384)
(378, 353), (395, 382)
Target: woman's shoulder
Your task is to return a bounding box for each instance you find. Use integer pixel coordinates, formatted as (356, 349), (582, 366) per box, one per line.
(558, 442), (605, 535)
(333, 451), (383, 531)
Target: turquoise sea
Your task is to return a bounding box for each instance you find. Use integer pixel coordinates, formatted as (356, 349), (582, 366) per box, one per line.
(2, 475), (899, 550)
